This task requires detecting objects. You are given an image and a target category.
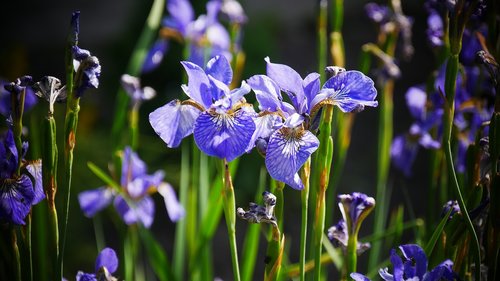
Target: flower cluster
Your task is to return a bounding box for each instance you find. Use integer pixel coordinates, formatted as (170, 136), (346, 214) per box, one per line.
(78, 147), (184, 228)
(351, 244), (456, 281)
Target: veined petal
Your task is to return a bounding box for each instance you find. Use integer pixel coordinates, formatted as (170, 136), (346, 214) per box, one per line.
(265, 127), (319, 190)
(78, 187), (114, 218)
(389, 249), (404, 281)
(0, 175), (35, 225)
(157, 182), (185, 222)
(149, 100), (201, 148)
(114, 195), (155, 228)
(246, 113), (283, 152)
(318, 71), (378, 112)
(265, 57), (306, 112)
(25, 160), (44, 205)
(142, 39), (169, 74)
(206, 55), (232, 85)
(180, 61), (213, 108)
(95, 247), (119, 274)
(194, 110), (256, 161)
(247, 75), (283, 112)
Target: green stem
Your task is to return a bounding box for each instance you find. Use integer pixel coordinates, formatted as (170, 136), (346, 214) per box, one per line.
(11, 88), (25, 176)
(129, 104), (140, 151)
(299, 158), (311, 281)
(346, 229), (358, 275)
(442, 53), (481, 281)
(173, 142), (189, 281)
(12, 227), (21, 281)
(313, 105), (334, 281)
(222, 159), (241, 281)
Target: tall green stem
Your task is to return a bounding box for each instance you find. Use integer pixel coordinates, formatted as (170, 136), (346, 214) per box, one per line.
(222, 159), (241, 281)
(299, 158), (311, 281)
(173, 143), (189, 281)
(312, 105), (334, 280)
(12, 228), (21, 281)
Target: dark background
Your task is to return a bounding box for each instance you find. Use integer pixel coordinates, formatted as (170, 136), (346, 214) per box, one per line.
(1, 0), (436, 279)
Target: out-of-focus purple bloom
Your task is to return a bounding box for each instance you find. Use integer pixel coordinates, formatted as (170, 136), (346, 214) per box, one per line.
(391, 87), (442, 176)
(120, 74), (156, 106)
(327, 219), (371, 254)
(441, 200), (461, 219)
(0, 129), (44, 225)
(352, 244), (456, 281)
(221, 0), (247, 24)
(426, 10), (444, 47)
(247, 58), (377, 189)
(460, 26), (487, 66)
(72, 46), (101, 96)
(365, 3), (391, 24)
(76, 247), (119, 281)
(143, 0), (234, 73)
(1, 77), (38, 117)
(149, 55), (255, 162)
(78, 147), (184, 228)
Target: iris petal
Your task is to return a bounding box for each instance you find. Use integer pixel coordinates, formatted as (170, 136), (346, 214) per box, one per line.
(350, 273), (371, 281)
(206, 55), (232, 85)
(158, 183), (185, 222)
(95, 247), (119, 274)
(121, 147), (147, 186)
(247, 75), (283, 112)
(194, 110), (255, 161)
(400, 244), (428, 278)
(26, 160), (44, 205)
(265, 128), (319, 190)
(167, 0), (194, 31)
(405, 87), (426, 120)
(265, 57), (306, 112)
(114, 195), (155, 228)
(303, 72), (321, 111)
(390, 135), (418, 177)
(0, 175), (35, 225)
(149, 100), (201, 148)
(180, 61), (213, 108)
(389, 249), (404, 281)
(78, 187), (114, 217)
(317, 71), (378, 112)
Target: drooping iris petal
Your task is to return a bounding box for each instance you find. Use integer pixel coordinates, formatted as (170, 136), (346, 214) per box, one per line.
(25, 160), (44, 205)
(114, 195), (155, 228)
(265, 127), (319, 190)
(0, 174), (35, 225)
(180, 61), (213, 108)
(265, 57), (306, 112)
(424, 260), (454, 281)
(157, 182), (185, 222)
(247, 75), (283, 112)
(149, 100), (201, 148)
(400, 244), (428, 279)
(380, 249), (404, 281)
(194, 110), (256, 161)
(78, 187), (114, 217)
(206, 55), (232, 85)
(315, 70), (378, 113)
(142, 39), (169, 73)
(95, 247), (119, 274)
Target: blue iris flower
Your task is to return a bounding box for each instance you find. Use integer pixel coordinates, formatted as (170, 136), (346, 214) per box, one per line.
(247, 57), (377, 189)
(142, 0), (232, 73)
(75, 247), (119, 281)
(149, 55), (256, 162)
(0, 129), (44, 225)
(351, 244), (456, 281)
(78, 147), (185, 228)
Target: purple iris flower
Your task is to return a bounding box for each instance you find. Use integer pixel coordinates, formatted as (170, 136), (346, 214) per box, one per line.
(426, 9), (444, 47)
(327, 219), (371, 254)
(247, 58), (377, 189)
(1, 77), (38, 118)
(78, 147), (184, 228)
(149, 55), (256, 162)
(72, 46), (101, 97)
(391, 87), (442, 176)
(0, 129), (44, 225)
(76, 247), (119, 281)
(351, 244), (456, 281)
(142, 0), (232, 73)
(441, 200), (460, 219)
(120, 74), (156, 107)
(337, 192), (375, 235)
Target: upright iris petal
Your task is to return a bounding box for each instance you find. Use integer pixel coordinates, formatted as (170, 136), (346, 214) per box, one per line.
(265, 115), (319, 190)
